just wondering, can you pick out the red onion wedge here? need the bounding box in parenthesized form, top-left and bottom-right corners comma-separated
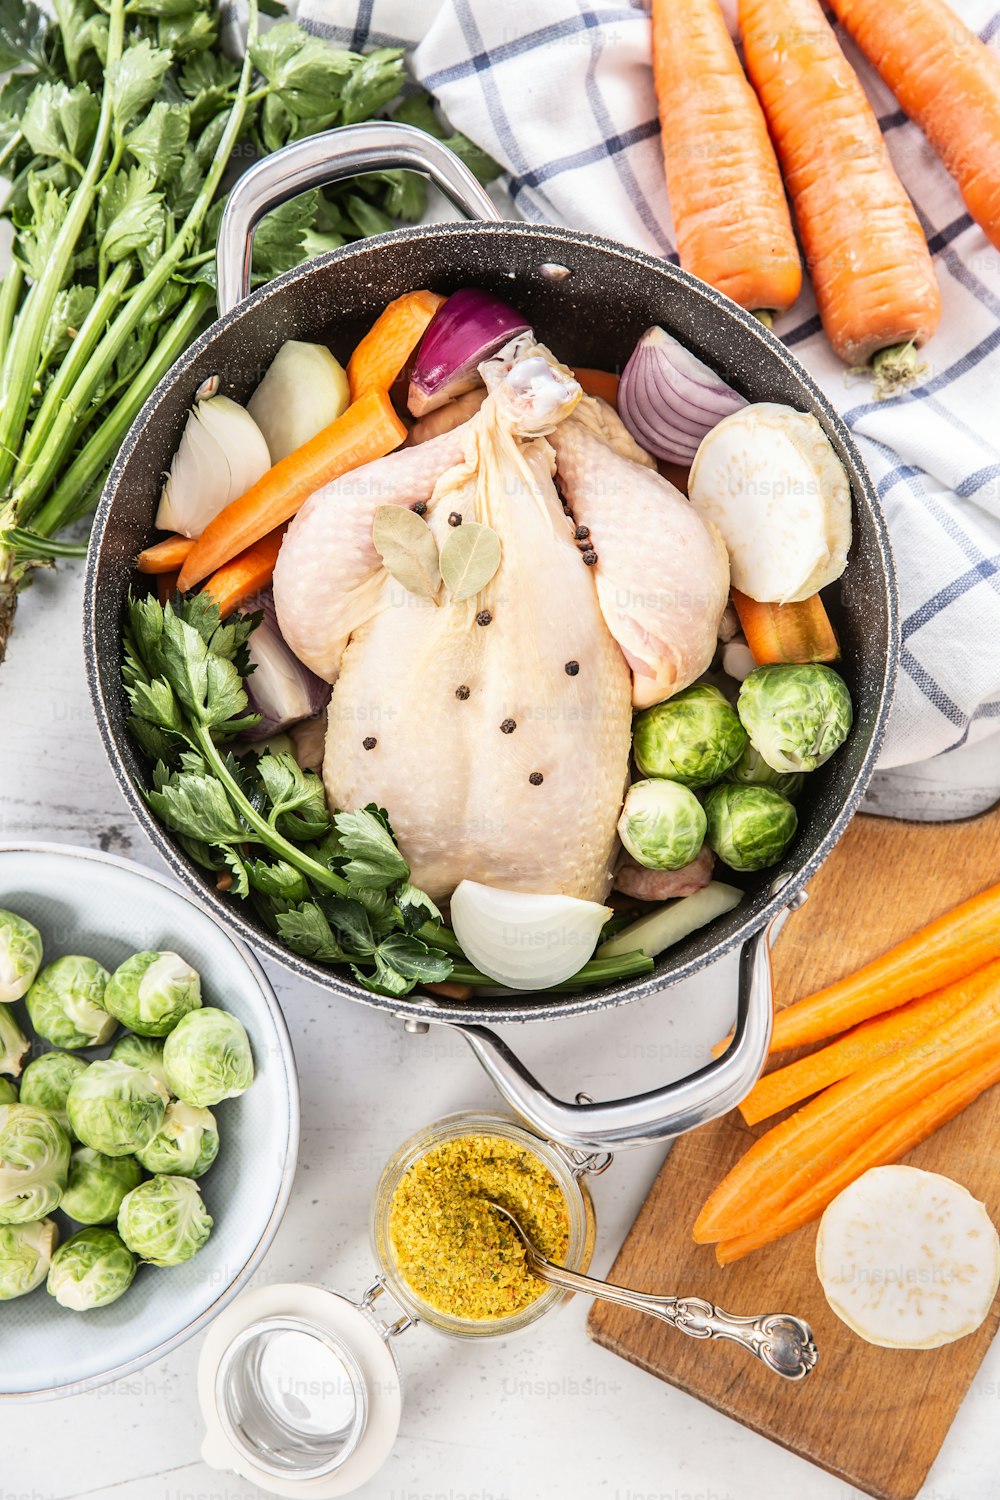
(407, 288, 530, 417)
(243, 592, 331, 740)
(618, 326, 746, 465)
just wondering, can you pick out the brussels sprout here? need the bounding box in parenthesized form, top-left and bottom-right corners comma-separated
(47, 1227, 136, 1310)
(618, 780, 707, 871)
(66, 1060, 169, 1158)
(118, 1174, 213, 1266)
(0, 1005, 29, 1079)
(0, 1104, 71, 1223)
(726, 742, 805, 800)
(633, 685, 748, 788)
(61, 1146, 143, 1226)
(0, 910, 43, 1003)
(0, 1218, 58, 1299)
(25, 956, 115, 1049)
(0, 1078, 17, 1105)
(19, 1052, 88, 1135)
(110, 1034, 169, 1093)
(738, 664, 853, 775)
(104, 951, 202, 1037)
(704, 784, 798, 873)
(137, 1101, 219, 1178)
(163, 1008, 254, 1107)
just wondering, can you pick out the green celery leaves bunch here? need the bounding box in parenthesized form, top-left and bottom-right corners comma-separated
(0, 0, 498, 660)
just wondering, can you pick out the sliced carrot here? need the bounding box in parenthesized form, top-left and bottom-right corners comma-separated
(770, 879, 1000, 1053)
(347, 289, 445, 401)
(651, 0, 801, 314)
(202, 525, 287, 618)
(738, 983, 963, 1126)
(573, 367, 620, 408)
(177, 390, 406, 592)
(156, 571, 179, 606)
(716, 1048, 1000, 1263)
(739, 0, 941, 368)
(694, 959, 1000, 1243)
(829, 0, 1000, 251)
(731, 589, 839, 665)
(137, 534, 194, 574)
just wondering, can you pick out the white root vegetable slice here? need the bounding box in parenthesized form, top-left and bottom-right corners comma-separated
(597, 881, 742, 961)
(688, 403, 852, 605)
(449, 882, 611, 991)
(816, 1165, 1000, 1349)
(248, 340, 350, 462)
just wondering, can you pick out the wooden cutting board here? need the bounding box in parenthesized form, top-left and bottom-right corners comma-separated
(588, 806, 1000, 1500)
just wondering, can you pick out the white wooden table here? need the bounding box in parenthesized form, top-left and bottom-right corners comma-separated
(2, 564, 997, 1500)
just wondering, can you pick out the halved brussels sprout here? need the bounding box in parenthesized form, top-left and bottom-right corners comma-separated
(19, 1052, 88, 1135)
(704, 784, 798, 873)
(137, 1101, 219, 1178)
(0, 1218, 58, 1299)
(0, 910, 43, 1003)
(104, 951, 202, 1037)
(24, 956, 115, 1049)
(61, 1146, 143, 1226)
(738, 664, 853, 775)
(0, 1078, 17, 1106)
(110, 1034, 169, 1093)
(633, 685, 747, 787)
(163, 1008, 253, 1108)
(118, 1174, 213, 1266)
(726, 742, 804, 799)
(0, 1103, 71, 1223)
(66, 1060, 169, 1158)
(0, 1006, 29, 1079)
(47, 1226, 136, 1310)
(618, 780, 707, 871)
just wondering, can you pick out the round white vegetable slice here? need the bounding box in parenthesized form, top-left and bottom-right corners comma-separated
(816, 1165, 1000, 1349)
(449, 881, 611, 991)
(688, 403, 852, 605)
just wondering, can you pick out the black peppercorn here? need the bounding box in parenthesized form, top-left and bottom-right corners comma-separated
(575, 525, 590, 540)
(476, 610, 492, 626)
(448, 511, 462, 527)
(411, 501, 427, 516)
(500, 718, 516, 734)
(528, 771, 544, 786)
(564, 660, 580, 676)
(455, 685, 470, 700)
(362, 736, 377, 750)
(582, 549, 598, 566)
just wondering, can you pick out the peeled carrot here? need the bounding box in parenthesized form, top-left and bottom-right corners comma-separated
(731, 589, 839, 665)
(770, 879, 1000, 1053)
(694, 959, 1000, 1242)
(573, 367, 620, 408)
(739, 0, 941, 376)
(829, 0, 1000, 251)
(136, 534, 194, 574)
(738, 982, 963, 1126)
(202, 526, 287, 618)
(177, 390, 406, 592)
(651, 0, 801, 315)
(716, 1048, 1000, 1262)
(347, 289, 445, 401)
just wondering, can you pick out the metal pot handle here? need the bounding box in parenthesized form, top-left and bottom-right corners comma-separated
(406, 893, 805, 1153)
(216, 122, 502, 316)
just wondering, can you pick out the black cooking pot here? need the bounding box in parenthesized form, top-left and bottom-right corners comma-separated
(85, 124, 898, 1150)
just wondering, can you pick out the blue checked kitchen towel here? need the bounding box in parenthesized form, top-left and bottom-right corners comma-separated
(229, 0, 1000, 772)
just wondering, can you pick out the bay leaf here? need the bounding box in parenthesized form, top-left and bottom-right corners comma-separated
(372, 504, 441, 600)
(440, 521, 502, 602)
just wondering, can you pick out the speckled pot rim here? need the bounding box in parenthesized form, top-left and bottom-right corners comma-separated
(84, 220, 900, 1026)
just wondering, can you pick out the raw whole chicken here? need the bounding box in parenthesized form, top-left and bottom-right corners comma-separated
(273, 343, 729, 903)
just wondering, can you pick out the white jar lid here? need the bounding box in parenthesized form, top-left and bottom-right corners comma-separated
(198, 1282, 403, 1498)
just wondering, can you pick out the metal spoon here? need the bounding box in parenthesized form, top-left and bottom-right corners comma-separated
(482, 1199, 818, 1382)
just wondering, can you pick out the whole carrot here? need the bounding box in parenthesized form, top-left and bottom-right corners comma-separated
(739, 0, 941, 381)
(829, 0, 1000, 250)
(650, 0, 801, 318)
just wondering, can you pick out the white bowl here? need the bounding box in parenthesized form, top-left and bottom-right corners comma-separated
(0, 842, 299, 1401)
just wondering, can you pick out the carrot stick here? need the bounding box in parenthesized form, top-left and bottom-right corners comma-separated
(177, 390, 406, 592)
(694, 959, 1000, 1242)
(828, 0, 1000, 252)
(347, 289, 445, 401)
(651, 0, 801, 316)
(731, 589, 839, 665)
(770, 879, 1000, 1053)
(739, 0, 941, 375)
(716, 1048, 1000, 1262)
(136, 534, 194, 574)
(738, 983, 963, 1126)
(573, 368, 620, 408)
(202, 526, 287, 618)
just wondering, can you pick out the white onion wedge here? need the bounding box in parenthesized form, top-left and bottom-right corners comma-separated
(449, 882, 611, 991)
(156, 392, 271, 538)
(597, 881, 742, 960)
(248, 340, 350, 462)
(816, 1166, 1000, 1349)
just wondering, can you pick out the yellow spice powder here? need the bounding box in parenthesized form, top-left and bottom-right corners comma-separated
(388, 1133, 570, 1320)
